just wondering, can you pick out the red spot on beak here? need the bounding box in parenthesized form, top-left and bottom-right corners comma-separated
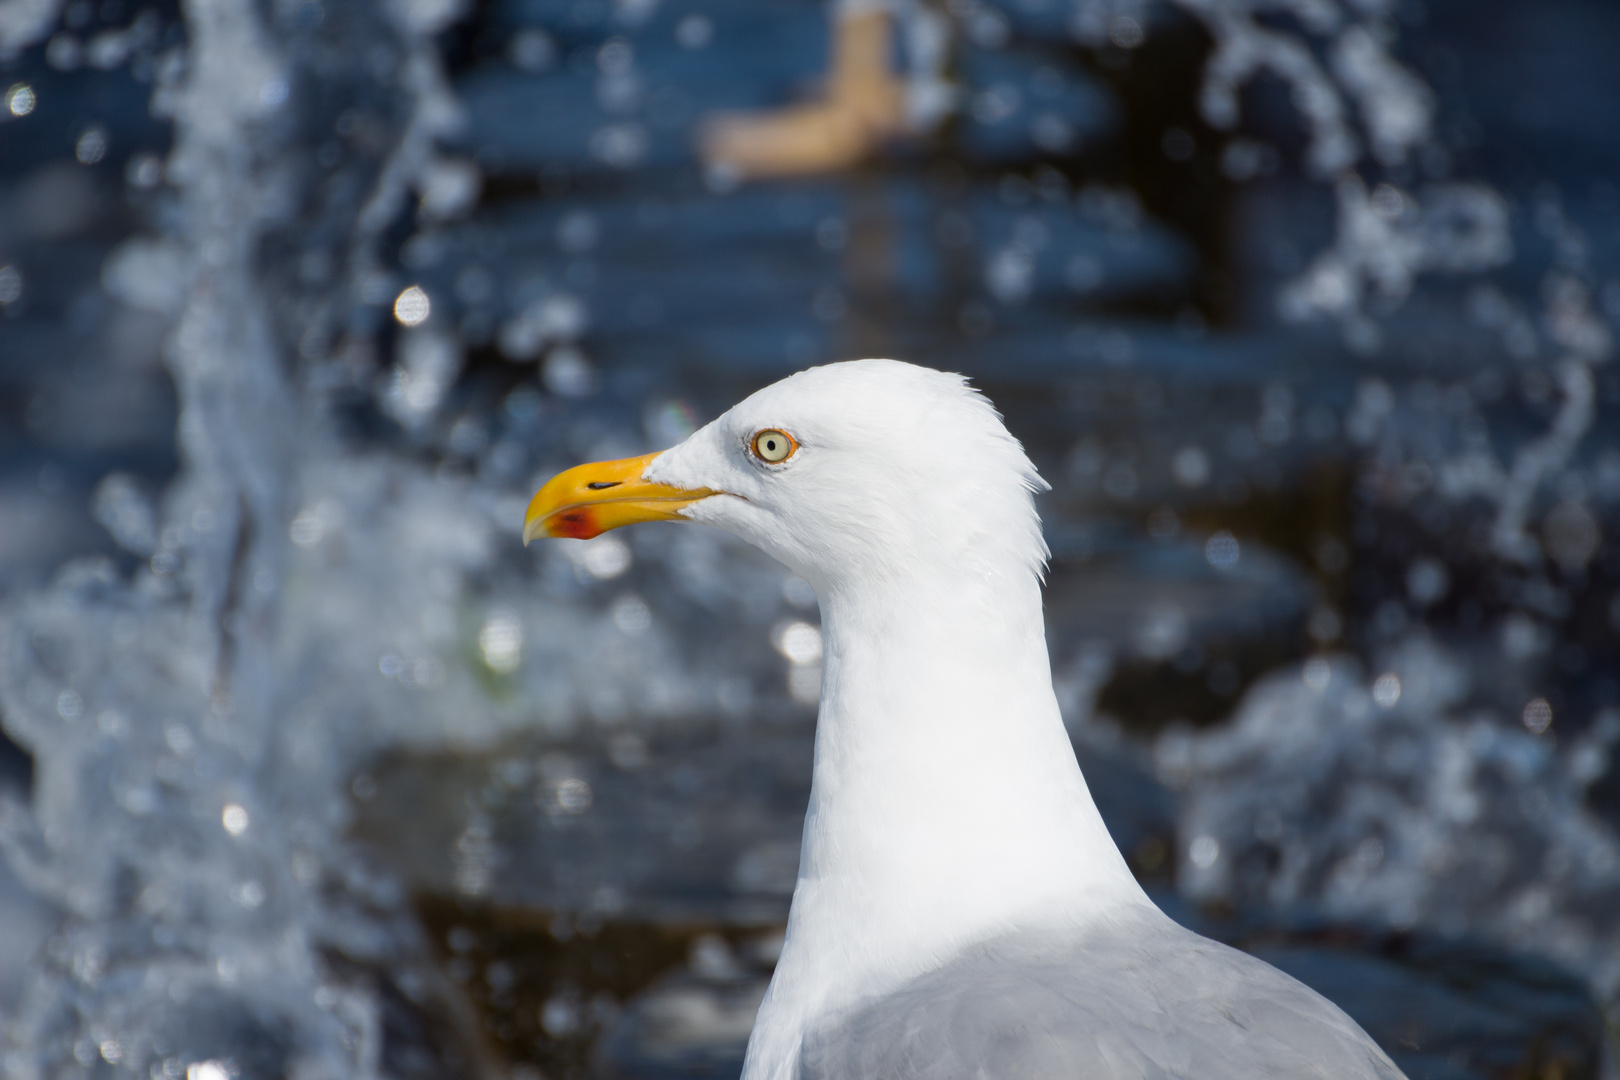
(552, 509, 600, 540)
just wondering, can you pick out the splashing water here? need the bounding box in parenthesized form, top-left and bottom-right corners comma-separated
(0, 0, 468, 1070)
(0, 0, 819, 1069)
(1159, 638, 1620, 1028)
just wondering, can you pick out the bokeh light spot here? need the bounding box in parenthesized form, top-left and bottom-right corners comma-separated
(479, 611, 524, 674)
(1204, 531, 1240, 570)
(575, 535, 631, 579)
(6, 83, 35, 116)
(774, 621, 822, 665)
(221, 803, 250, 835)
(1523, 697, 1553, 735)
(393, 285, 431, 326)
(75, 126, 107, 164)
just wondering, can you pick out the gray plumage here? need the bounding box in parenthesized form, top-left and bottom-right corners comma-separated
(799, 904, 1405, 1080)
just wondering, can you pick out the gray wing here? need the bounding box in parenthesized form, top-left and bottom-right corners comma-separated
(799, 906, 1406, 1080)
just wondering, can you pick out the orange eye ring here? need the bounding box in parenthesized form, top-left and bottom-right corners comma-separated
(752, 428, 798, 463)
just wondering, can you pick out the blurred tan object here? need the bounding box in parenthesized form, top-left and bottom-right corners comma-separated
(701, 8, 907, 180)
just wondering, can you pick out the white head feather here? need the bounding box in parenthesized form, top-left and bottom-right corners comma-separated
(645, 359, 1051, 594)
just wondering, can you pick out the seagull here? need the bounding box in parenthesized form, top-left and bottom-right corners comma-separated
(525, 359, 1405, 1080)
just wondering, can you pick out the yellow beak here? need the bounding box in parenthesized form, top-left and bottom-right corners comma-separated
(522, 452, 716, 544)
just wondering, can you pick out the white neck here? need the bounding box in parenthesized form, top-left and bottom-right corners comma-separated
(741, 563, 1148, 1080)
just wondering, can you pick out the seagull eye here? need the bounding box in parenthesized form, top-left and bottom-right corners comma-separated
(752, 429, 797, 463)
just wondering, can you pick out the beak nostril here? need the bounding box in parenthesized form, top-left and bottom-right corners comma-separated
(586, 481, 623, 490)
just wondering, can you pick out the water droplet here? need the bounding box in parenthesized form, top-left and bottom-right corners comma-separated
(1204, 531, 1240, 570)
(7, 83, 36, 116)
(393, 285, 431, 326)
(221, 803, 250, 836)
(1523, 697, 1553, 735)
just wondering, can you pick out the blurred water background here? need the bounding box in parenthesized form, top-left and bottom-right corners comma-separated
(1, 0, 1619, 1076)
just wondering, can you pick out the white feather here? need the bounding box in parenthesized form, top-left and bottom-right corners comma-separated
(643, 359, 1400, 1080)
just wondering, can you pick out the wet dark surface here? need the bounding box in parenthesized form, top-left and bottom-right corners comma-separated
(383, 728, 1606, 1080)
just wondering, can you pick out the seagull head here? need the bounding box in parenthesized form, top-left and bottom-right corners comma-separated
(524, 359, 1049, 590)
